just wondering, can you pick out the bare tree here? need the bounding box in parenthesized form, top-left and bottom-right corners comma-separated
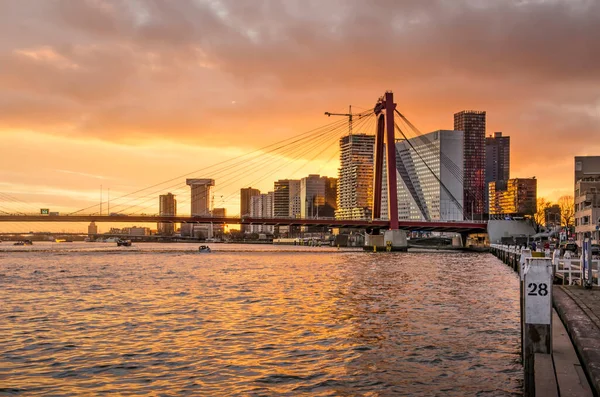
(534, 198, 551, 231)
(558, 195, 575, 229)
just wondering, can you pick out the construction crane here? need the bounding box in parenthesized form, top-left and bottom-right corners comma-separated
(324, 105, 359, 136)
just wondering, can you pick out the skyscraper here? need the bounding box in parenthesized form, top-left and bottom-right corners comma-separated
(273, 179, 301, 217)
(300, 175, 337, 220)
(250, 193, 274, 234)
(186, 179, 214, 216)
(381, 130, 464, 221)
(454, 110, 486, 219)
(485, 132, 510, 212)
(158, 192, 177, 235)
(336, 134, 375, 220)
(240, 187, 260, 233)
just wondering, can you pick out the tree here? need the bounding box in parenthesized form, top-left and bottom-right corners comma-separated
(534, 198, 551, 232)
(558, 195, 575, 229)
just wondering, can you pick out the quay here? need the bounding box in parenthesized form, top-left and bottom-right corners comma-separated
(491, 244, 597, 396)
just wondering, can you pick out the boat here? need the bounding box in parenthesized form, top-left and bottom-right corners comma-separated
(116, 239, 132, 247)
(14, 240, 33, 246)
(55, 238, 67, 243)
(199, 245, 211, 253)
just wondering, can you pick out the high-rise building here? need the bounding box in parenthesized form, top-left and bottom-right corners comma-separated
(240, 187, 260, 233)
(274, 179, 300, 217)
(186, 179, 214, 216)
(485, 132, 510, 212)
(300, 175, 337, 232)
(250, 193, 274, 234)
(380, 130, 464, 221)
(324, 177, 337, 218)
(488, 178, 537, 216)
(574, 157, 600, 243)
(336, 134, 375, 220)
(455, 110, 486, 219)
(158, 192, 177, 235)
(289, 180, 301, 218)
(88, 221, 98, 236)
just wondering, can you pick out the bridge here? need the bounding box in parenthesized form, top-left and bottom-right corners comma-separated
(0, 215, 487, 234)
(0, 90, 489, 242)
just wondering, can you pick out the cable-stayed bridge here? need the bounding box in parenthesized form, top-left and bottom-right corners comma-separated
(0, 91, 487, 236)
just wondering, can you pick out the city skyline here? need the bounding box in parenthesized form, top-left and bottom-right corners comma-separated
(1, 0, 599, 230)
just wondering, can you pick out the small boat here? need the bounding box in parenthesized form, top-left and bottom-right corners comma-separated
(14, 240, 33, 246)
(199, 245, 211, 253)
(116, 239, 132, 247)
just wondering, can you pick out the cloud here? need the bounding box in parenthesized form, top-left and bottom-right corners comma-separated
(0, 0, 599, 206)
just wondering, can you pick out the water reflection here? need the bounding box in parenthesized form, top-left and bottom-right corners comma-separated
(0, 245, 521, 396)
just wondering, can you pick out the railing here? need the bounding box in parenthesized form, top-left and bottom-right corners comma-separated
(490, 244, 599, 287)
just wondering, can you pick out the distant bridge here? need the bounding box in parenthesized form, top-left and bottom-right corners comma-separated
(0, 215, 487, 234)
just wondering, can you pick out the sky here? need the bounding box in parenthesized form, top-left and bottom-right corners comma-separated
(1, 0, 599, 232)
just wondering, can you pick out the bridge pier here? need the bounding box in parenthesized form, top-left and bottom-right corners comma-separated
(364, 229, 408, 252)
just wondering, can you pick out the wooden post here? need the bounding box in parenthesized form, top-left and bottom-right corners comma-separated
(522, 257, 553, 396)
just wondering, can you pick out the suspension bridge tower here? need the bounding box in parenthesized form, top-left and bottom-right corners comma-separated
(366, 91, 408, 251)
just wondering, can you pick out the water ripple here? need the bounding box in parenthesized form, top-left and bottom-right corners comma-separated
(0, 244, 522, 396)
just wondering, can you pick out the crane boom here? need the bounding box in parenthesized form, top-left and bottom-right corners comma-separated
(324, 105, 355, 135)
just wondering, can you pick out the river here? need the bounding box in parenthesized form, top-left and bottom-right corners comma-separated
(0, 243, 522, 396)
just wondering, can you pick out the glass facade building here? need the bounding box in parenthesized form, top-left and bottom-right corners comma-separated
(380, 130, 464, 221)
(454, 111, 486, 219)
(485, 132, 510, 212)
(488, 178, 537, 216)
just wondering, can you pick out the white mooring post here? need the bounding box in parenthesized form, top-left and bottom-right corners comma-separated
(522, 257, 553, 396)
(519, 248, 532, 365)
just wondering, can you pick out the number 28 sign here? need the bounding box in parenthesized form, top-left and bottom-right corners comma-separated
(524, 259, 553, 325)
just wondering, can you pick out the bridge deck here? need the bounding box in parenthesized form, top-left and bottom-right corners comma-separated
(0, 215, 487, 233)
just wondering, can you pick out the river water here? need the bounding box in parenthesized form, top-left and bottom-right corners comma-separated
(0, 243, 522, 396)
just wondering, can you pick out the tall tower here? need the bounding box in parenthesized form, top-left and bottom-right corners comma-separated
(158, 192, 177, 235)
(485, 132, 510, 213)
(240, 187, 260, 233)
(186, 179, 214, 216)
(336, 134, 375, 220)
(454, 110, 486, 220)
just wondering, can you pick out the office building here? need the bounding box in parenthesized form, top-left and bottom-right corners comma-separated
(336, 134, 375, 220)
(485, 132, 510, 211)
(88, 221, 98, 236)
(300, 175, 337, 219)
(186, 179, 214, 216)
(575, 156, 600, 187)
(575, 177, 600, 243)
(488, 178, 537, 216)
(158, 193, 176, 236)
(380, 130, 464, 221)
(273, 179, 300, 236)
(250, 192, 274, 234)
(273, 179, 300, 217)
(574, 157, 600, 243)
(455, 110, 486, 219)
(240, 187, 260, 233)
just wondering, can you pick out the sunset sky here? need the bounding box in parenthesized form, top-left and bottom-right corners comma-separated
(1, 0, 599, 232)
